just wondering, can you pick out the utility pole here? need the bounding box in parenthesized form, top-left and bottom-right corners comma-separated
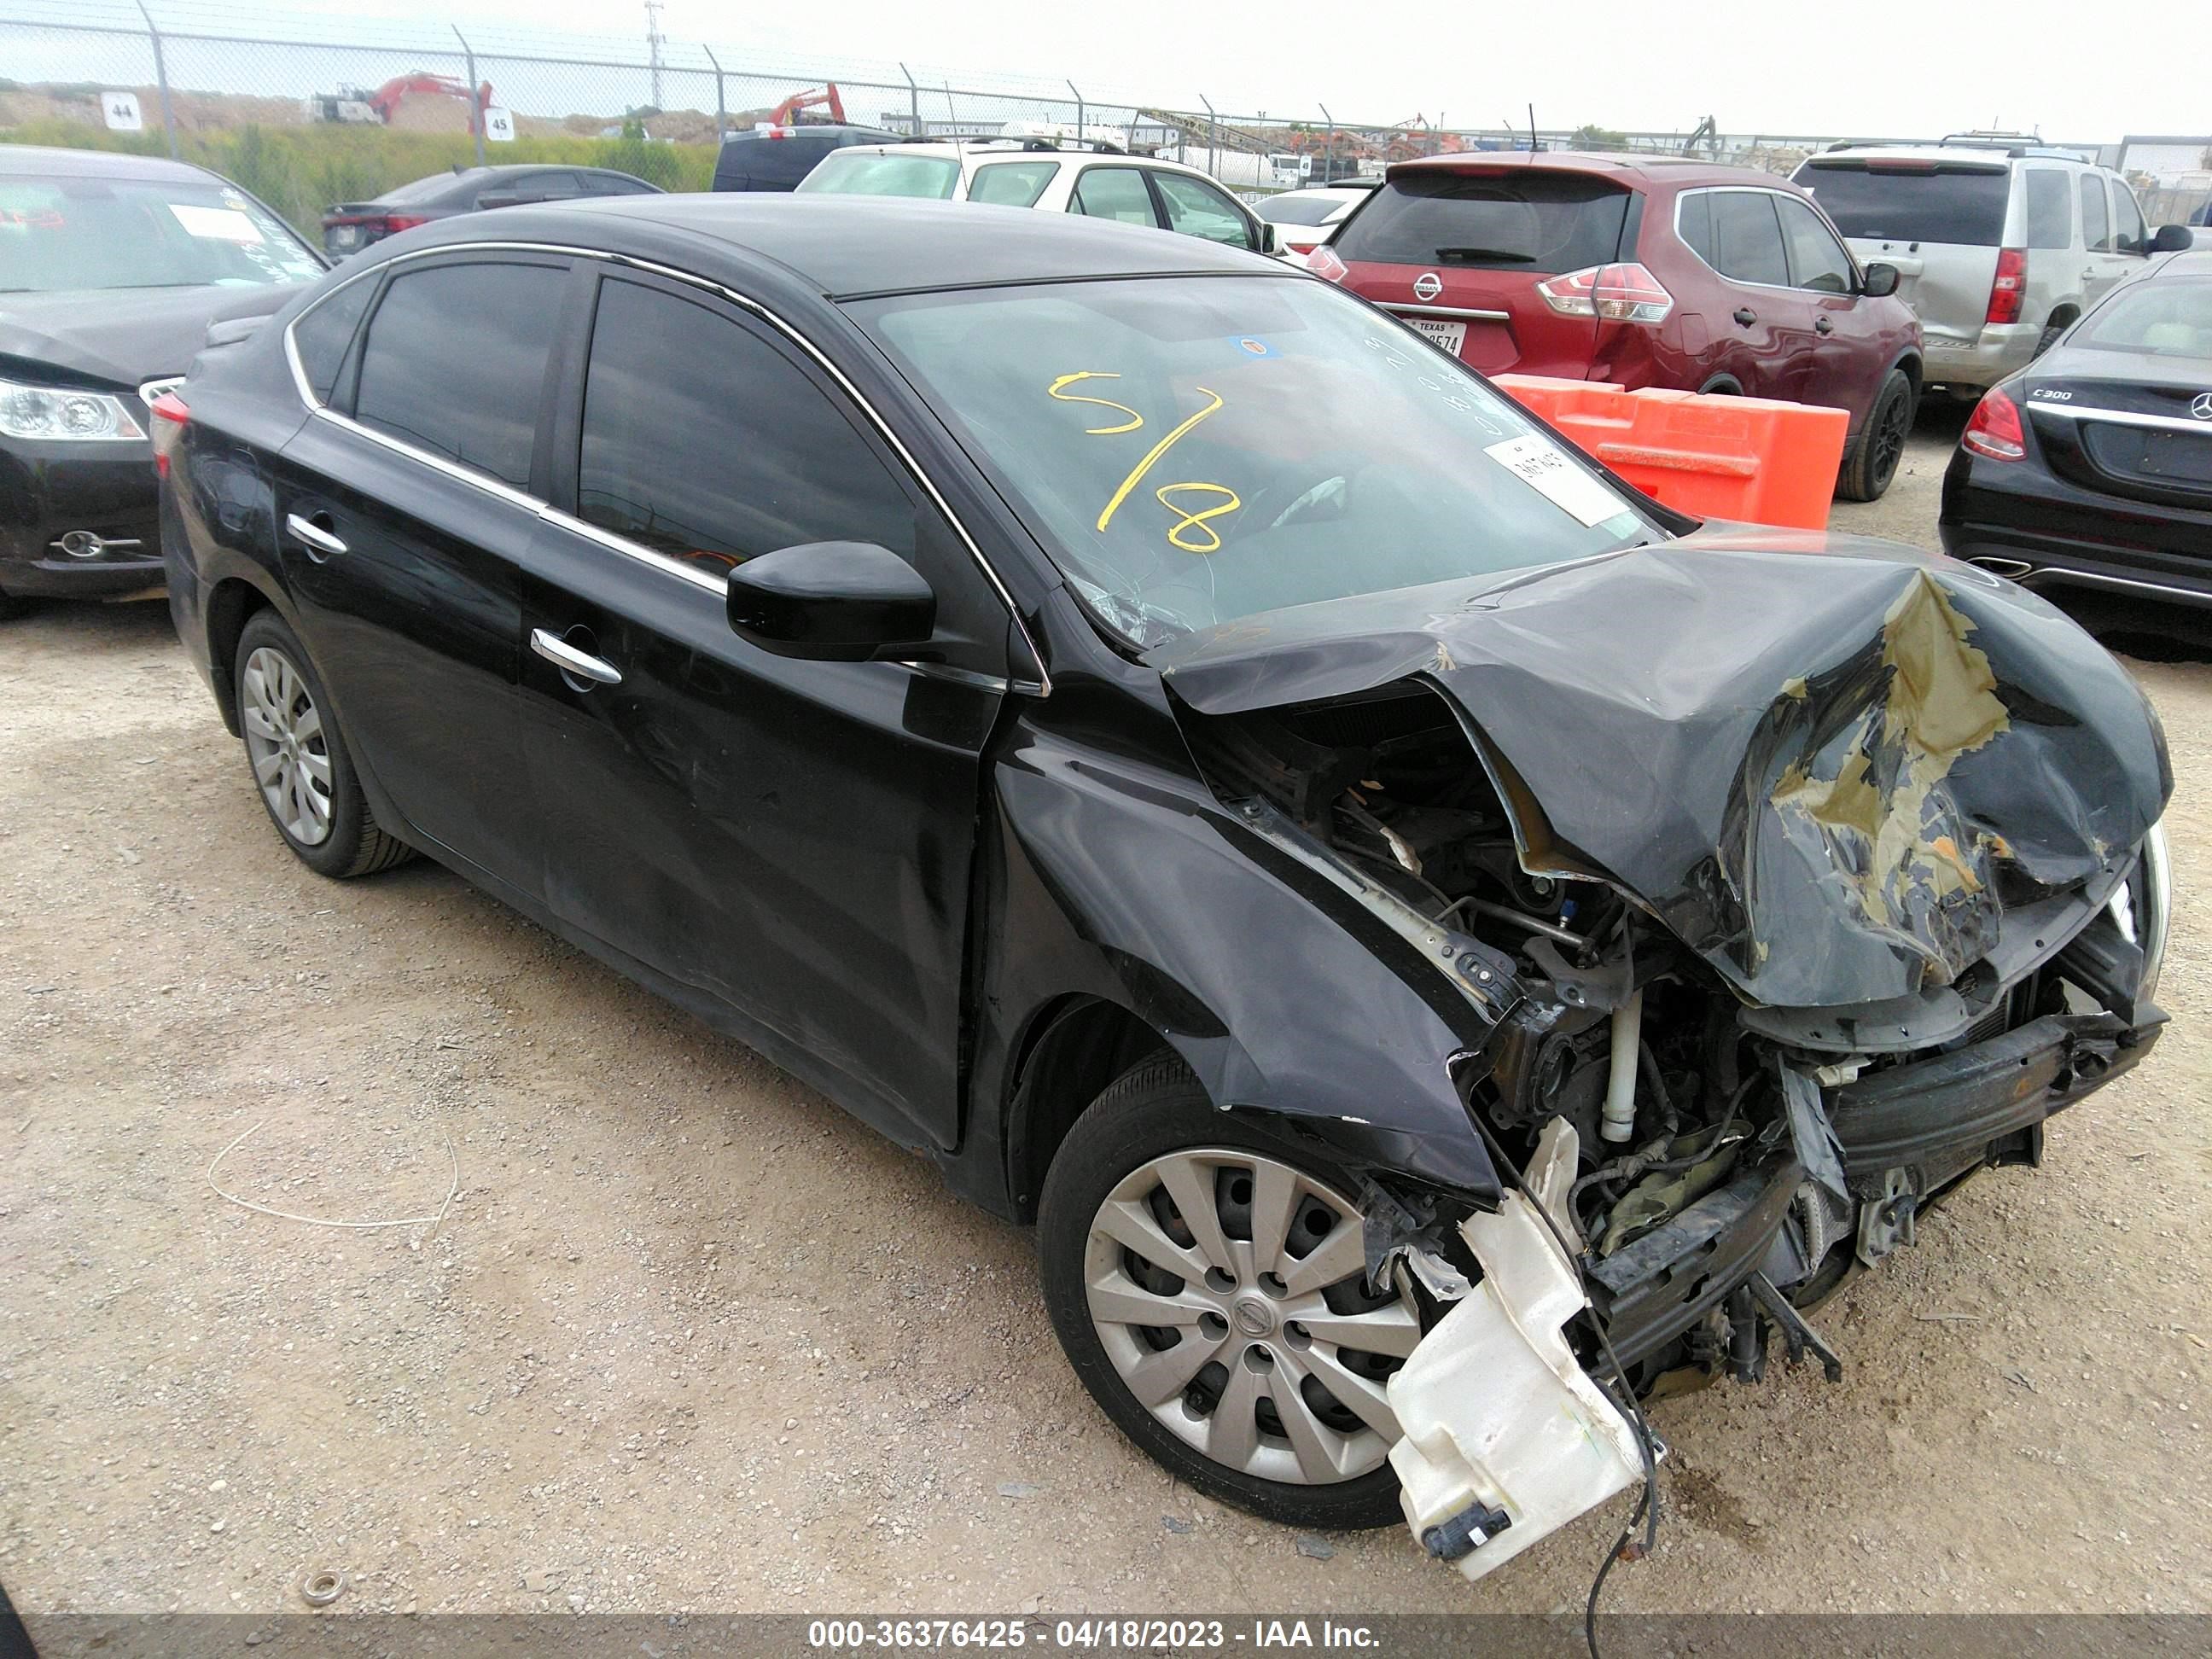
(643, 0, 666, 110)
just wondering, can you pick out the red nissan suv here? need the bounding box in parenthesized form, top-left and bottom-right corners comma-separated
(1310, 153, 1924, 499)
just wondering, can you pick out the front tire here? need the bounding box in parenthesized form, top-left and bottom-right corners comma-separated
(232, 611, 414, 879)
(1038, 1058, 1421, 1529)
(1838, 368, 1915, 503)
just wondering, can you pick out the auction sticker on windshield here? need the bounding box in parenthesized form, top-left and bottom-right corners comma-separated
(1401, 315, 1468, 356)
(168, 204, 264, 242)
(1485, 433, 1628, 527)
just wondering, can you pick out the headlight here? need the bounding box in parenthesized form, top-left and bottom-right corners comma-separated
(2110, 818, 2172, 1004)
(0, 375, 147, 442)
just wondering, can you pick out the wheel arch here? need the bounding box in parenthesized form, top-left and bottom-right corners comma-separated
(205, 573, 281, 738)
(1002, 992, 1178, 1221)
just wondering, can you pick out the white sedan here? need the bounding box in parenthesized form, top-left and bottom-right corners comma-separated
(1253, 184, 1374, 263)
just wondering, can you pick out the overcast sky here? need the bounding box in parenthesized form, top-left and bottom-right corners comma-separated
(207, 0, 2209, 139)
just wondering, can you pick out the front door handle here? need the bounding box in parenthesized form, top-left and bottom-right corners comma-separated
(532, 627, 623, 686)
(1814, 315, 1834, 335)
(284, 511, 347, 559)
(1732, 306, 1757, 327)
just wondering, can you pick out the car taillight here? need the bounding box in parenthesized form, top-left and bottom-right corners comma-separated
(1305, 245, 1348, 282)
(1536, 262, 1674, 323)
(1962, 386, 2026, 461)
(380, 214, 429, 233)
(149, 389, 189, 480)
(1985, 248, 2027, 324)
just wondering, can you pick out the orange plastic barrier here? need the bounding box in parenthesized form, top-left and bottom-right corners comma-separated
(1493, 374, 1848, 530)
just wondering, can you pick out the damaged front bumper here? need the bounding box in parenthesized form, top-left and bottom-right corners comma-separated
(1386, 995, 2163, 1581)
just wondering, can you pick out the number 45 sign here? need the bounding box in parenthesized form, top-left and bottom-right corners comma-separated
(102, 90, 143, 132)
(481, 106, 515, 143)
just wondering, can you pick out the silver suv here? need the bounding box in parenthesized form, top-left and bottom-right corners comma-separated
(1793, 137, 2157, 389)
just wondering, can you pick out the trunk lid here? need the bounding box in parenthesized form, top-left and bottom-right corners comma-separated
(2023, 353, 2212, 511)
(1333, 167, 1637, 376)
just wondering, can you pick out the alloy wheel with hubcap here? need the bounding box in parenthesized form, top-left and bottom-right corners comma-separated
(240, 645, 334, 847)
(1082, 1147, 1418, 1488)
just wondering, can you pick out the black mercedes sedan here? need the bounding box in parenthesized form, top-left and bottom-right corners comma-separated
(1941, 245, 2212, 607)
(1, 145, 323, 619)
(158, 195, 2173, 1577)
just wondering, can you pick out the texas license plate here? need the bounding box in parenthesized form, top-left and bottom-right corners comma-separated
(1401, 315, 1468, 357)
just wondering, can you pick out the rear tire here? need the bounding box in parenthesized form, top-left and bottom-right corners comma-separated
(1838, 369, 1915, 503)
(232, 611, 415, 879)
(1038, 1057, 1418, 1530)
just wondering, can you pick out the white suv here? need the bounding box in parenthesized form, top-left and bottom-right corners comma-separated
(796, 134, 1278, 255)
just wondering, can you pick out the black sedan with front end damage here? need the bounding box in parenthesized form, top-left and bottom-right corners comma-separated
(1, 145, 323, 619)
(158, 195, 2173, 1575)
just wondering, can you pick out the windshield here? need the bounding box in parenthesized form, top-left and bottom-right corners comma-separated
(2075, 277, 2212, 358)
(1257, 194, 1348, 226)
(1794, 161, 2010, 246)
(0, 172, 321, 294)
(796, 152, 959, 200)
(1333, 172, 1633, 271)
(853, 276, 1655, 647)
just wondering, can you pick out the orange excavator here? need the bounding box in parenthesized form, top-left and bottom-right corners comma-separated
(307, 73, 495, 133)
(764, 84, 845, 126)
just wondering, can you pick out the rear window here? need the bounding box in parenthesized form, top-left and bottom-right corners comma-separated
(2076, 278, 2212, 358)
(1794, 160, 2010, 246)
(378, 173, 473, 206)
(1257, 194, 1348, 227)
(796, 153, 959, 200)
(1333, 171, 1633, 272)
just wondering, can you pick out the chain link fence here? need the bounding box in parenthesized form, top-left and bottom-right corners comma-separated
(4, 2, 2163, 236)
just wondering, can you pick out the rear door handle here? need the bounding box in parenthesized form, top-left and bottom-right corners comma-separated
(284, 512, 346, 558)
(532, 627, 623, 686)
(1732, 307, 1757, 327)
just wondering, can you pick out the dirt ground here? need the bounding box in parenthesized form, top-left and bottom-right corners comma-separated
(3, 403, 2209, 1623)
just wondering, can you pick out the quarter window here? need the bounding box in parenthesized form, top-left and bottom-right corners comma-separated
(575, 276, 917, 573)
(967, 162, 1057, 207)
(1151, 171, 1255, 248)
(1706, 190, 1790, 287)
(1773, 195, 1855, 294)
(2081, 175, 2110, 252)
(291, 276, 375, 403)
(1070, 167, 1160, 228)
(2023, 168, 2071, 250)
(352, 260, 567, 490)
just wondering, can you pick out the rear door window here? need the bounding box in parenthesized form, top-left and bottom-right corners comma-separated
(1794, 160, 2010, 245)
(1150, 171, 1256, 249)
(351, 259, 568, 491)
(1707, 190, 1790, 287)
(2111, 182, 2148, 254)
(2023, 168, 2071, 249)
(1332, 171, 1632, 272)
(967, 161, 1057, 207)
(1773, 195, 1855, 293)
(2081, 174, 2110, 252)
(1069, 167, 1160, 227)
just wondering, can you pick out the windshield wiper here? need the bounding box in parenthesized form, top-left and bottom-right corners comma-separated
(1435, 246, 1535, 263)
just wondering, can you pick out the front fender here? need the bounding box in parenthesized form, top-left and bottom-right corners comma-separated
(984, 719, 1505, 1207)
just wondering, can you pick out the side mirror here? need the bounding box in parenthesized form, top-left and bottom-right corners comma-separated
(2151, 223, 2195, 253)
(725, 541, 935, 662)
(1860, 261, 1901, 298)
(1258, 221, 1280, 255)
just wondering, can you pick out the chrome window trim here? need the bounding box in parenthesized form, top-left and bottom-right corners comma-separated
(2017, 565, 2212, 603)
(281, 238, 1048, 695)
(2026, 401, 2212, 438)
(1673, 184, 1864, 297)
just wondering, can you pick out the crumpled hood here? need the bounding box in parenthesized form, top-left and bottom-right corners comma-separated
(1146, 529, 2171, 1010)
(0, 283, 303, 388)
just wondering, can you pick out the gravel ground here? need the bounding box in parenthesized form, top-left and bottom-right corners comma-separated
(3, 401, 2209, 1622)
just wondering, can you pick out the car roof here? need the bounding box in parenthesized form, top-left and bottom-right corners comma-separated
(1385, 150, 1805, 193)
(0, 143, 218, 185)
(402, 193, 1280, 300)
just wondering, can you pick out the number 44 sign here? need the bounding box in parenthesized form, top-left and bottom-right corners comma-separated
(102, 90, 143, 132)
(481, 106, 515, 143)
